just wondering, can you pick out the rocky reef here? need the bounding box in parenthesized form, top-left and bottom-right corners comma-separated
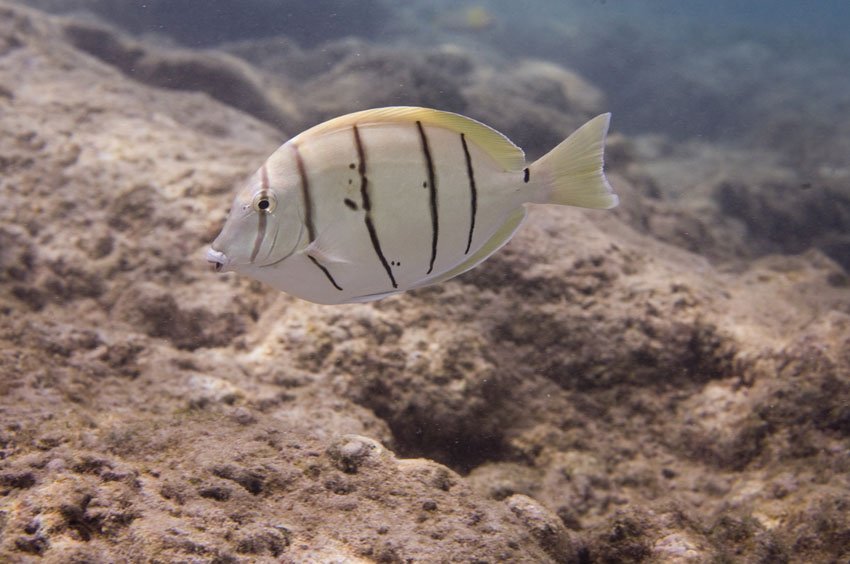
(0, 2, 848, 562)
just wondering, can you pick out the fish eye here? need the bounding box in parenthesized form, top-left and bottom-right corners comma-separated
(252, 191, 276, 213)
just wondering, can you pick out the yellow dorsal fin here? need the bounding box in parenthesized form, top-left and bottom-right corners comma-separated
(291, 106, 526, 171)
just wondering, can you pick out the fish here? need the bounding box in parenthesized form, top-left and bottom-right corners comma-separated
(437, 6, 496, 32)
(206, 106, 619, 304)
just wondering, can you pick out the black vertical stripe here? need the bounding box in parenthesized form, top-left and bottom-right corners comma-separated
(292, 143, 342, 291)
(291, 143, 316, 242)
(353, 125, 397, 289)
(250, 164, 270, 263)
(353, 126, 369, 210)
(308, 255, 343, 291)
(260, 163, 270, 191)
(416, 121, 438, 274)
(250, 210, 267, 263)
(460, 133, 477, 255)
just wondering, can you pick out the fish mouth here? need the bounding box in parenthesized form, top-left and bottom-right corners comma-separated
(206, 248, 229, 272)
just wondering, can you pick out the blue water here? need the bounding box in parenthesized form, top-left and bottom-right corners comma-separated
(479, 1, 850, 138)
(79, 0, 850, 141)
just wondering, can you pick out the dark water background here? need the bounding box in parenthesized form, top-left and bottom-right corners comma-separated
(48, 0, 850, 139)
(495, 0, 850, 137)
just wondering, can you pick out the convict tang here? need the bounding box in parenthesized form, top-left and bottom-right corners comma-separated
(206, 107, 619, 304)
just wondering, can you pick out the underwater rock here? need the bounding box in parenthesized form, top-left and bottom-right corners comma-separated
(0, 2, 849, 562)
(326, 435, 388, 474)
(616, 135, 850, 272)
(111, 282, 247, 351)
(61, 18, 299, 133)
(293, 42, 470, 129)
(715, 179, 850, 270)
(505, 494, 579, 561)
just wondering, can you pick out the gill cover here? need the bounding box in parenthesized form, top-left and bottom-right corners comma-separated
(210, 163, 303, 270)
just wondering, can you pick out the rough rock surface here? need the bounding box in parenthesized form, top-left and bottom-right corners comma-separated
(1, 3, 849, 562)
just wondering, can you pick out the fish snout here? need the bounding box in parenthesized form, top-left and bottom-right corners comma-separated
(206, 248, 229, 273)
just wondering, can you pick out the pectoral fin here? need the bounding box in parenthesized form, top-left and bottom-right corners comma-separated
(303, 230, 351, 265)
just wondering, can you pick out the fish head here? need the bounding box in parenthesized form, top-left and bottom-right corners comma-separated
(207, 164, 304, 274)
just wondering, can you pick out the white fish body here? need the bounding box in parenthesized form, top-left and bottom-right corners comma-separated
(207, 107, 618, 304)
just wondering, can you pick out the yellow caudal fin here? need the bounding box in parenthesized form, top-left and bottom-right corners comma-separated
(529, 113, 619, 209)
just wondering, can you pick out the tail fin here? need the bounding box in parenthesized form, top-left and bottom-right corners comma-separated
(529, 113, 619, 209)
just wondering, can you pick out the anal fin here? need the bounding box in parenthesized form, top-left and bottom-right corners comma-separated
(411, 207, 527, 289)
(349, 290, 402, 303)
